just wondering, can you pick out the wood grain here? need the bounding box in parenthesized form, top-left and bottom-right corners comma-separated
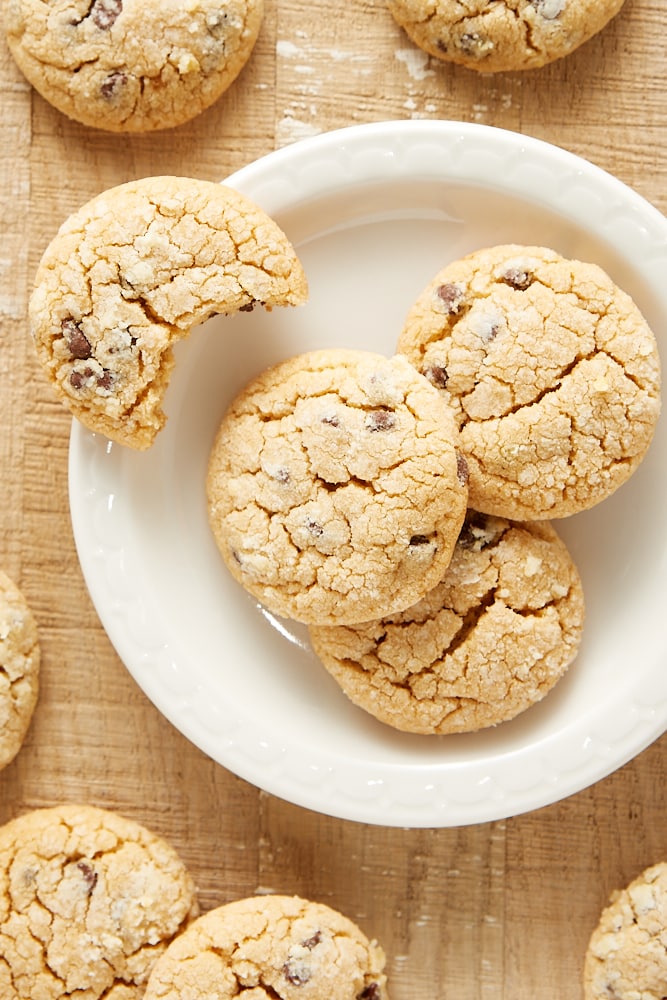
(1, 1, 665, 998)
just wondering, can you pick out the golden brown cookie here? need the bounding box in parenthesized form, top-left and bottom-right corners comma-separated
(309, 510, 585, 734)
(29, 175, 308, 449)
(584, 862, 667, 1000)
(207, 348, 469, 626)
(0, 570, 39, 771)
(144, 894, 388, 1000)
(0, 804, 199, 999)
(3, 0, 264, 132)
(397, 244, 661, 520)
(386, 0, 626, 73)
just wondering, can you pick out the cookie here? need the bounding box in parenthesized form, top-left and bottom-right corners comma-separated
(397, 244, 661, 520)
(143, 893, 388, 1000)
(386, 0, 625, 73)
(207, 348, 469, 625)
(0, 804, 199, 999)
(29, 175, 308, 450)
(2, 0, 264, 132)
(309, 510, 584, 734)
(584, 862, 667, 1000)
(0, 571, 40, 771)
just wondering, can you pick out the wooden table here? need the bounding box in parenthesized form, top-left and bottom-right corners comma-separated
(1, 2, 665, 996)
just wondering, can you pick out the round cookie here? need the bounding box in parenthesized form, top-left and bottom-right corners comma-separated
(584, 862, 667, 1000)
(386, 0, 626, 73)
(0, 804, 199, 999)
(2, 0, 264, 132)
(0, 571, 40, 771)
(207, 348, 469, 626)
(144, 893, 388, 1000)
(29, 175, 308, 450)
(309, 510, 584, 734)
(397, 244, 661, 520)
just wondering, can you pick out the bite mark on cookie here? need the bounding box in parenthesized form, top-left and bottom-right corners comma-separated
(30, 176, 308, 449)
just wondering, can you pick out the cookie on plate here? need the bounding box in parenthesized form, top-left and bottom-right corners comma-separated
(0, 804, 199, 999)
(584, 862, 667, 1000)
(207, 348, 469, 626)
(309, 510, 584, 734)
(144, 893, 388, 1000)
(0, 570, 40, 771)
(386, 0, 626, 73)
(29, 175, 308, 450)
(397, 244, 661, 520)
(2, 0, 264, 132)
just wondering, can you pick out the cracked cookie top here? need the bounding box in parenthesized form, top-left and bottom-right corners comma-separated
(397, 244, 661, 519)
(3, 0, 264, 131)
(0, 804, 199, 999)
(584, 862, 667, 1000)
(0, 571, 40, 772)
(143, 894, 388, 1000)
(309, 510, 585, 734)
(29, 175, 308, 449)
(386, 0, 626, 72)
(207, 348, 469, 626)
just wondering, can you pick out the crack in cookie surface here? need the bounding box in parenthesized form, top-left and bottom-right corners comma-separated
(386, 0, 626, 72)
(4, 0, 265, 131)
(309, 513, 585, 734)
(397, 244, 661, 519)
(143, 895, 388, 1000)
(29, 176, 308, 449)
(207, 349, 468, 625)
(0, 805, 198, 999)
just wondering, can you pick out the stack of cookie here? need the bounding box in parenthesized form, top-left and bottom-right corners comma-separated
(206, 243, 660, 736)
(25, 181, 661, 738)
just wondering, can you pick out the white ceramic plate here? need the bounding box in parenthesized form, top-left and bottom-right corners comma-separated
(69, 120, 667, 828)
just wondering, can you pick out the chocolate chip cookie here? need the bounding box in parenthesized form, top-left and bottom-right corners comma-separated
(309, 510, 584, 734)
(207, 349, 469, 625)
(0, 804, 199, 999)
(29, 175, 308, 449)
(397, 244, 661, 520)
(0, 570, 39, 771)
(584, 862, 667, 1000)
(144, 894, 388, 1000)
(3, 0, 264, 131)
(387, 0, 626, 73)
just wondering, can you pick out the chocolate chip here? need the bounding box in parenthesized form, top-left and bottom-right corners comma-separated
(459, 31, 486, 55)
(321, 414, 340, 427)
(283, 961, 311, 986)
(302, 931, 322, 949)
(458, 511, 494, 550)
(409, 534, 432, 546)
(69, 368, 93, 390)
(436, 282, 464, 313)
(456, 453, 469, 485)
(358, 985, 382, 1000)
(62, 318, 92, 360)
(90, 0, 123, 30)
(307, 519, 324, 538)
(77, 861, 98, 894)
(366, 408, 396, 432)
(500, 267, 534, 291)
(100, 71, 127, 99)
(422, 363, 448, 390)
(272, 467, 291, 484)
(69, 366, 114, 392)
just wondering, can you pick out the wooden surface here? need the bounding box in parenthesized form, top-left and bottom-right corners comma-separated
(1, 1, 666, 996)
